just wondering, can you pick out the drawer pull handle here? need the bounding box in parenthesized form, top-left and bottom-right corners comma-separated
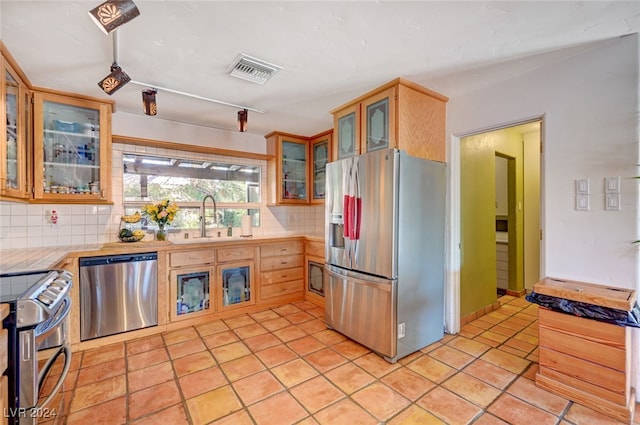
(280, 261, 288, 265)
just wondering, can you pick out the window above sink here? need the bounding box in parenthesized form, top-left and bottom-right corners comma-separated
(123, 153, 262, 230)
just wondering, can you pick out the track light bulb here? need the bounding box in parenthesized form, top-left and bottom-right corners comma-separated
(142, 89, 157, 116)
(89, 0, 140, 35)
(98, 62, 130, 95)
(238, 109, 248, 132)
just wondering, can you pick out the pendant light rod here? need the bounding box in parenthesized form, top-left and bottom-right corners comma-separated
(112, 29, 120, 64)
(110, 30, 266, 114)
(128, 80, 266, 113)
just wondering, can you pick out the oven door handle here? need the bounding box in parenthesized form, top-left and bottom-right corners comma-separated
(35, 297, 71, 342)
(36, 343, 71, 409)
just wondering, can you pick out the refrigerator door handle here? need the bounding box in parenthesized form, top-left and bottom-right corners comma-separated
(352, 157, 357, 241)
(326, 264, 394, 287)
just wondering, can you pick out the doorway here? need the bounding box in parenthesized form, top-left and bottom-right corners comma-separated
(457, 120, 542, 321)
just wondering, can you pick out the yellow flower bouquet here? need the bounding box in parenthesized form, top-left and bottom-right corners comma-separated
(141, 199, 179, 240)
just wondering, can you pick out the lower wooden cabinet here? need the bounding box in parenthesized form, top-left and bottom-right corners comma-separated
(260, 241, 304, 301)
(169, 247, 257, 321)
(537, 308, 633, 423)
(304, 240, 325, 307)
(305, 256, 324, 307)
(217, 261, 255, 312)
(170, 266, 214, 321)
(534, 278, 635, 424)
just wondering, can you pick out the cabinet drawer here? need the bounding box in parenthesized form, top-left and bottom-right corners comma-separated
(538, 366, 627, 406)
(496, 250, 509, 262)
(170, 249, 215, 267)
(260, 255, 304, 272)
(261, 280, 304, 299)
(496, 243, 508, 253)
(539, 326, 625, 371)
(217, 246, 254, 262)
(261, 267, 304, 285)
(538, 346, 626, 395)
(261, 242, 304, 258)
(539, 309, 626, 348)
(305, 241, 324, 258)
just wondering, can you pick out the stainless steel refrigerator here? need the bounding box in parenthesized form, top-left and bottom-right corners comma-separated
(325, 148, 445, 363)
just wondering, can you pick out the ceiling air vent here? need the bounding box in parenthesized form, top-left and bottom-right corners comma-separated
(227, 53, 282, 85)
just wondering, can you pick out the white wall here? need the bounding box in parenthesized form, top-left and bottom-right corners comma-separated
(0, 102, 327, 251)
(111, 111, 267, 155)
(436, 34, 639, 396)
(440, 35, 638, 287)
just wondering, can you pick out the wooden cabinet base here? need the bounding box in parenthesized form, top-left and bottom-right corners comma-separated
(536, 373, 635, 423)
(536, 308, 634, 424)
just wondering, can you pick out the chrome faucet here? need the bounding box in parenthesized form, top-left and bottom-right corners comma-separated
(200, 194, 217, 237)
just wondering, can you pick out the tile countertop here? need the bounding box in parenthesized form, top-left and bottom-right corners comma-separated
(0, 233, 325, 274)
(0, 244, 102, 274)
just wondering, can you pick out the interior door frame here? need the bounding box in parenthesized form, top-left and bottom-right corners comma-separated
(445, 117, 545, 335)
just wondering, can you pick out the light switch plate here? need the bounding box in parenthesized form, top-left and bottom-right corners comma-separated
(575, 178, 589, 194)
(576, 194, 590, 211)
(605, 176, 620, 194)
(605, 193, 621, 211)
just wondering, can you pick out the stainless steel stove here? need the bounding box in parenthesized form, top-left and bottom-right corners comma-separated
(1, 269, 73, 425)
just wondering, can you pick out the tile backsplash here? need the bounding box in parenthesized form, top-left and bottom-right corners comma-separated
(0, 143, 324, 249)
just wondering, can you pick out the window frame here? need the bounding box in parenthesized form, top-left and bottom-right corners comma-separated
(121, 151, 264, 231)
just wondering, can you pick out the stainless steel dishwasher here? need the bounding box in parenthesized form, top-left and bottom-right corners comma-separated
(79, 252, 158, 341)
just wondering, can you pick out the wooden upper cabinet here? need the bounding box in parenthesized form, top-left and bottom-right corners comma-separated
(266, 132, 309, 205)
(266, 130, 333, 206)
(309, 130, 332, 204)
(0, 54, 30, 200)
(32, 91, 113, 203)
(331, 78, 448, 162)
(1, 44, 115, 204)
(333, 102, 360, 160)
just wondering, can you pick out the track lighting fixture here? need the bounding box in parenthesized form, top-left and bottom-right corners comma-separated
(238, 109, 248, 132)
(142, 89, 157, 116)
(89, 0, 140, 35)
(98, 62, 131, 95)
(95, 23, 266, 128)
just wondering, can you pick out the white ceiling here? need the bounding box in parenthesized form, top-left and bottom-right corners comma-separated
(1, 1, 639, 138)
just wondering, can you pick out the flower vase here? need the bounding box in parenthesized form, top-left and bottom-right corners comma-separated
(156, 225, 167, 241)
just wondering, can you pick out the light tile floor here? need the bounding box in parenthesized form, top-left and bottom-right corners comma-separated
(39, 295, 639, 425)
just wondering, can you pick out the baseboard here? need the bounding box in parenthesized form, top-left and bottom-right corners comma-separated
(506, 288, 526, 297)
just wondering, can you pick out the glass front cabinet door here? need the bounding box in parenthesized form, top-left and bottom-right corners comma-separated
(281, 138, 308, 203)
(307, 259, 324, 297)
(266, 132, 309, 205)
(333, 103, 360, 160)
(33, 91, 112, 202)
(217, 261, 254, 312)
(310, 130, 332, 204)
(170, 267, 213, 321)
(1, 57, 29, 199)
(361, 87, 395, 154)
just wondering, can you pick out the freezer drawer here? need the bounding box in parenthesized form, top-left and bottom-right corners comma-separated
(324, 264, 396, 358)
